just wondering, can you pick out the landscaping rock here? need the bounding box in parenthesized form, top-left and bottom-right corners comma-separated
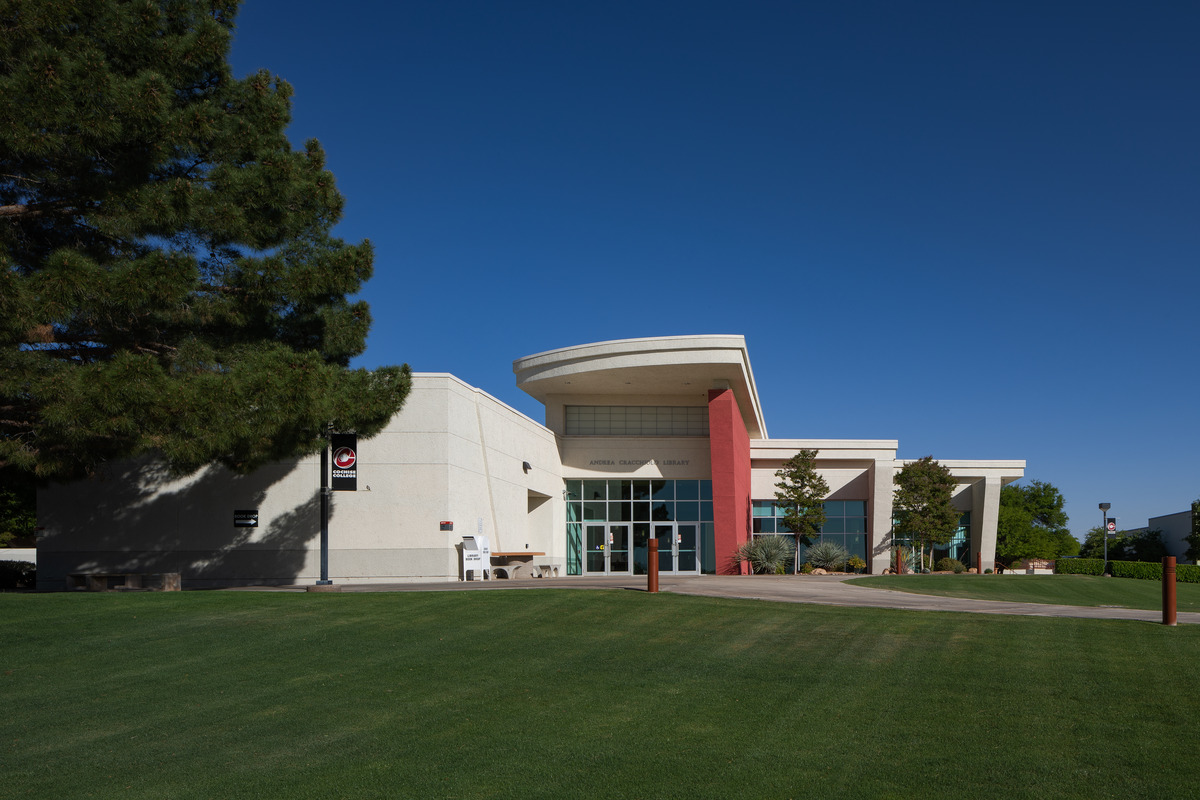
(811, 568, 827, 575)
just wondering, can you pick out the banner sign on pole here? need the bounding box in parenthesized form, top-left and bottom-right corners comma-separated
(331, 433, 358, 491)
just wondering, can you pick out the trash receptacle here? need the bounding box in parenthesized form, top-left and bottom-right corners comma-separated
(461, 534, 491, 581)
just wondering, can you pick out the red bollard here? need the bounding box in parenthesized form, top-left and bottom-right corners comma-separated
(1163, 556, 1177, 626)
(648, 538, 659, 594)
(977, 553, 982, 574)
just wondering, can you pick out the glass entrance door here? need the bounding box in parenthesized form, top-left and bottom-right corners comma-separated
(652, 523, 701, 575)
(585, 523, 631, 574)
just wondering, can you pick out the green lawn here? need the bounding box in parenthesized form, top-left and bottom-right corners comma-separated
(848, 573, 1200, 612)
(3, 589, 1198, 799)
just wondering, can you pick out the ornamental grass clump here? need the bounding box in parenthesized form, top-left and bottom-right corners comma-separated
(734, 536, 795, 574)
(935, 557, 966, 573)
(806, 541, 850, 571)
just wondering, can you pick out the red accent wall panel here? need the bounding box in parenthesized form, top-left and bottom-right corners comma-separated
(708, 389, 751, 575)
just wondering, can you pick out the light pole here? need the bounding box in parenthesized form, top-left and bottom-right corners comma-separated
(1099, 502, 1111, 574)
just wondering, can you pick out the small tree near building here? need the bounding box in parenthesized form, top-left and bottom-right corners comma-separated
(893, 456, 959, 572)
(996, 480, 1077, 561)
(1185, 499, 1200, 564)
(774, 449, 829, 574)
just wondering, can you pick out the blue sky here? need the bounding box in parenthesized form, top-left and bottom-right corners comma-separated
(229, 1, 1199, 540)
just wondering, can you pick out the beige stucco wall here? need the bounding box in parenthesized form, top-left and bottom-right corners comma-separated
(37, 374, 563, 588)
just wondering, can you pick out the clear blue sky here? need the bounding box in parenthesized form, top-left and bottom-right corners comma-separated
(229, 1, 1199, 541)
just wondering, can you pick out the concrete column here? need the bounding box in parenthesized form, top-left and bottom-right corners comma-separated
(868, 459, 896, 574)
(972, 477, 1002, 572)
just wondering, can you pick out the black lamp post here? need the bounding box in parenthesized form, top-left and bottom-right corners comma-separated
(1099, 502, 1111, 573)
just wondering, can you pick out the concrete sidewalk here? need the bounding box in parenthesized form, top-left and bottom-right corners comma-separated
(253, 574, 1199, 624)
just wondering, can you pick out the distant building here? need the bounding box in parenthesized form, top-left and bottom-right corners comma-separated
(37, 335, 1024, 588)
(1149, 510, 1196, 563)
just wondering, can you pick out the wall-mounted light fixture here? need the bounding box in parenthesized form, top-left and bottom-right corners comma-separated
(522, 461, 532, 473)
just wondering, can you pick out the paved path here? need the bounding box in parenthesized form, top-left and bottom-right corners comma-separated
(251, 574, 1199, 624)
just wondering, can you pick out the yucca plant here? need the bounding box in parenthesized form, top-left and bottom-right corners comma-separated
(734, 535, 795, 574)
(805, 540, 850, 571)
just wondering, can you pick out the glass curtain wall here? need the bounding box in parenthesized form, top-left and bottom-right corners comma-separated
(751, 500, 869, 562)
(565, 479, 714, 574)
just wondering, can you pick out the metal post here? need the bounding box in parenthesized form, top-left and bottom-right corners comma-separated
(318, 442, 332, 585)
(647, 538, 659, 593)
(1163, 556, 1177, 626)
(977, 552, 982, 574)
(1099, 503, 1111, 575)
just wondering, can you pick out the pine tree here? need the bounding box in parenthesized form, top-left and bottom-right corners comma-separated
(0, 0, 410, 479)
(893, 456, 959, 571)
(774, 449, 829, 573)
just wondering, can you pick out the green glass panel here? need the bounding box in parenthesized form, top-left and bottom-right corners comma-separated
(651, 480, 672, 500)
(845, 534, 867, 561)
(700, 480, 713, 500)
(633, 502, 650, 521)
(844, 501, 867, 516)
(753, 518, 776, 534)
(675, 480, 700, 500)
(824, 500, 845, 516)
(609, 480, 632, 501)
(651, 501, 673, 521)
(610, 502, 632, 522)
(845, 516, 866, 533)
(583, 502, 606, 521)
(700, 501, 713, 521)
(567, 522, 582, 575)
(565, 480, 581, 501)
(632, 480, 651, 500)
(823, 517, 846, 533)
(567, 502, 581, 522)
(675, 501, 699, 521)
(583, 480, 607, 501)
(752, 500, 774, 518)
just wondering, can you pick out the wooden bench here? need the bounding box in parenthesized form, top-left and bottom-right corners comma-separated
(67, 572, 181, 592)
(490, 552, 547, 579)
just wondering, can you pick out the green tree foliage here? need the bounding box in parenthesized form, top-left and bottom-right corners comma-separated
(1185, 499, 1200, 563)
(893, 456, 959, 570)
(774, 449, 829, 573)
(1080, 527, 1167, 563)
(774, 449, 828, 544)
(0, 0, 410, 480)
(996, 480, 1078, 560)
(0, 467, 36, 547)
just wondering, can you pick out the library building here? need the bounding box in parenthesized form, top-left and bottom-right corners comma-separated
(37, 335, 1024, 588)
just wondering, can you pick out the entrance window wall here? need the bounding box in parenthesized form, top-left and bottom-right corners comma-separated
(751, 499, 869, 562)
(565, 479, 714, 575)
(564, 406, 709, 436)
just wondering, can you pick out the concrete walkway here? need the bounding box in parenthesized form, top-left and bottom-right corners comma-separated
(254, 574, 1199, 624)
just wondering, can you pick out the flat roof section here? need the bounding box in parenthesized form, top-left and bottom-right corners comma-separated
(513, 335, 767, 439)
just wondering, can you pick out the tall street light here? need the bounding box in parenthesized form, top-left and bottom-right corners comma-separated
(1099, 502, 1111, 573)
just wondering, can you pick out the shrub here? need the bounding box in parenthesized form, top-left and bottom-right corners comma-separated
(0, 560, 35, 590)
(806, 540, 849, 571)
(1055, 558, 1105, 576)
(800, 562, 814, 574)
(734, 536, 794, 575)
(984, 568, 993, 574)
(1109, 560, 1162, 580)
(935, 557, 965, 573)
(846, 555, 866, 573)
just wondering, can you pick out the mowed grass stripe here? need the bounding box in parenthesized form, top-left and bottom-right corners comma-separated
(2, 590, 1197, 799)
(849, 573, 1200, 611)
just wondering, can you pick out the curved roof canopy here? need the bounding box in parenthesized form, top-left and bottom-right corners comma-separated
(513, 335, 766, 439)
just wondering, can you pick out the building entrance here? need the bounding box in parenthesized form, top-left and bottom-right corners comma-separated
(653, 523, 700, 574)
(585, 524, 630, 574)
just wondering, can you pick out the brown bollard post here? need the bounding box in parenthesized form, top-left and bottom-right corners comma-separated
(1163, 556, 1177, 626)
(647, 538, 659, 593)
(977, 553, 982, 574)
